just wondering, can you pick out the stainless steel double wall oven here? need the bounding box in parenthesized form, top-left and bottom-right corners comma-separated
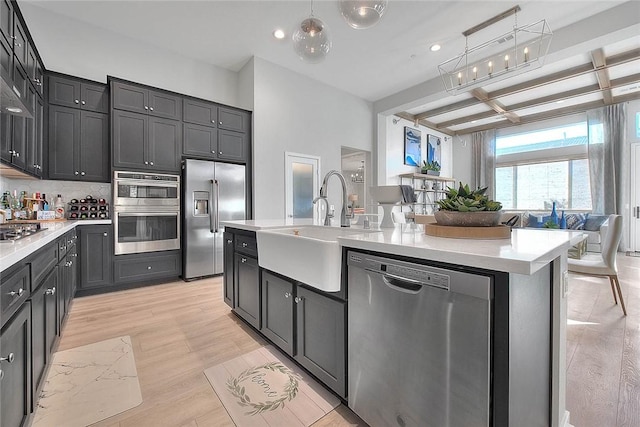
(113, 171, 180, 255)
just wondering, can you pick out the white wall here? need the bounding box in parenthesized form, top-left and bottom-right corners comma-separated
(19, 3, 239, 107)
(251, 57, 373, 220)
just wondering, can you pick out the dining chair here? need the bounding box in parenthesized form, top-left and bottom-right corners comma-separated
(567, 214, 626, 315)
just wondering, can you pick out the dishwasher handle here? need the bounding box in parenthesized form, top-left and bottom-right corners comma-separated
(381, 272, 424, 294)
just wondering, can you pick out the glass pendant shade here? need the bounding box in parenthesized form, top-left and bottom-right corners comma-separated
(292, 17, 332, 63)
(339, 0, 388, 29)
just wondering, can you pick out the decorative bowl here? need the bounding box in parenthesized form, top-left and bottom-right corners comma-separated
(434, 210, 503, 227)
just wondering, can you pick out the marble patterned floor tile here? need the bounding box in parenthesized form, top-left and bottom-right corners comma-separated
(33, 335, 143, 427)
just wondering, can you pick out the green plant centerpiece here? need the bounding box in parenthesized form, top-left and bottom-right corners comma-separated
(421, 160, 441, 176)
(434, 183, 503, 227)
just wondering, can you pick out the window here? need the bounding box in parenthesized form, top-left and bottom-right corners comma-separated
(495, 121, 592, 210)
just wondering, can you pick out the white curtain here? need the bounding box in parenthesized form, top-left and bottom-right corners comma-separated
(587, 103, 628, 248)
(471, 129, 496, 199)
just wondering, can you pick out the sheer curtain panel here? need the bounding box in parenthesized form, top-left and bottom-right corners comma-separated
(471, 130, 496, 199)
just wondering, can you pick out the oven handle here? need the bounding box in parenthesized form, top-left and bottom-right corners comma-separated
(115, 179, 179, 188)
(209, 180, 215, 233)
(115, 212, 179, 217)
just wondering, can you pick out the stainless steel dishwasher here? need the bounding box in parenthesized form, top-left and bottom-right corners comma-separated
(347, 251, 492, 427)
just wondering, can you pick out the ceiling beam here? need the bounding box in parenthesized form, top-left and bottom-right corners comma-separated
(471, 88, 520, 123)
(591, 48, 613, 104)
(394, 112, 455, 135)
(414, 98, 479, 121)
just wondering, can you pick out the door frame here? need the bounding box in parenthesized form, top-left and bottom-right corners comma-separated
(285, 152, 321, 222)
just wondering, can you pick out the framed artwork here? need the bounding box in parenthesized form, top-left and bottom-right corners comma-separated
(427, 134, 441, 165)
(404, 127, 421, 167)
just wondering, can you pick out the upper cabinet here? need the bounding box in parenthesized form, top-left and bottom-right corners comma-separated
(48, 75, 108, 113)
(0, 0, 13, 47)
(112, 81, 181, 120)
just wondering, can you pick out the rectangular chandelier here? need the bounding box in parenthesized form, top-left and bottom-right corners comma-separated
(439, 14, 552, 95)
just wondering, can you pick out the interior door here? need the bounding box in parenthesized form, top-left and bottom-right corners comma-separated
(285, 152, 320, 223)
(631, 143, 640, 253)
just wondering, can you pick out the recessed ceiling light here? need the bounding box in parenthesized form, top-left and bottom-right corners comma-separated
(273, 29, 285, 40)
(430, 44, 441, 52)
(5, 107, 22, 113)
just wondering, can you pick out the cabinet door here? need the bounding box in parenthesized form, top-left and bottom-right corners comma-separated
(34, 59, 43, 95)
(148, 90, 181, 120)
(81, 83, 108, 113)
(0, 36, 11, 87)
(78, 225, 113, 290)
(48, 75, 81, 108)
(56, 258, 66, 333)
(295, 286, 346, 397)
(223, 232, 235, 308)
(0, 302, 31, 427)
(218, 107, 249, 133)
(0, 0, 12, 46)
(25, 42, 36, 82)
(48, 105, 80, 180)
(34, 95, 43, 176)
(112, 110, 147, 170)
(30, 283, 46, 402)
(45, 268, 58, 354)
(111, 81, 148, 114)
(12, 15, 27, 67)
(234, 254, 260, 329)
(261, 271, 294, 355)
(218, 130, 248, 163)
(10, 116, 26, 169)
(80, 111, 109, 182)
(183, 122, 217, 159)
(25, 83, 37, 176)
(183, 98, 217, 127)
(148, 116, 181, 172)
(0, 92, 11, 163)
(113, 251, 181, 285)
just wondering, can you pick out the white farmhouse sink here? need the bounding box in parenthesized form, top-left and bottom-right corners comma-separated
(256, 226, 373, 292)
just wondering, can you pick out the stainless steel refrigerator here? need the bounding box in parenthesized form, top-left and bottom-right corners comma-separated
(183, 159, 246, 279)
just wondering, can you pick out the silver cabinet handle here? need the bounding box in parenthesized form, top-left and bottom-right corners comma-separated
(294, 297, 302, 304)
(150, 162, 154, 166)
(81, 172, 85, 176)
(72, 253, 78, 257)
(14, 152, 19, 158)
(74, 99, 79, 104)
(219, 151, 223, 155)
(242, 242, 248, 248)
(149, 107, 154, 111)
(147, 266, 152, 270)
(219, 121, 223, 125)
(103, 232, 108, 237)
(144, 161, 149, 165)
(211, 120, 215, 124)
(65, 261, 72, 267)
(34, 78, 42, 86)
(81, 100, 86, 105)
(241, 257, 247, 263)
(0, 353, 15, 364)
(284, 292, 291, 298)
(211, 150, 215, 154)
(75, 171, 79, 175)
(227, 239, 232, 244)
(144, 106, 149, 110)
(8, 288, 24, 297)
(33, 164, 37, 168)
(0, 369, 3, 380)
(45, 287, 56, 296)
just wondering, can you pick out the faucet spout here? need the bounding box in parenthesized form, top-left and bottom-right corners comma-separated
(312, 195, 331, 226)
(319, 170, 350, 227)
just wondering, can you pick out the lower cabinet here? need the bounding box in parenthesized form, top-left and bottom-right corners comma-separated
(0, 302, 32, 427)
(56, 236, 77, 331)
(114, 250, 181, 285)
(260, 270, 346, 398)
(78, 224, 113, 290)
(234, 253, 260, 329)
(223, 232, 235, 308)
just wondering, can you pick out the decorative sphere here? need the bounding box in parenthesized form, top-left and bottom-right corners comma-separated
(292, 17, 331, 63)
(339, 0, 388, 29)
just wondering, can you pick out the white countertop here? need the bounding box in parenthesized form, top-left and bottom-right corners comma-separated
(0, 220, 112, 273)
(221, 219, 314, 231)
(223, 220, 585, 275)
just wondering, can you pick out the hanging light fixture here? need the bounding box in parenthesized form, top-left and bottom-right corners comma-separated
(438, 5, 552, 95)
(351, 161, 365, 183)
(292, 0, 331, 63)
(339, 0, 388, 29)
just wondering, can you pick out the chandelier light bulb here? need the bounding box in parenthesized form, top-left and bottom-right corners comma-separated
(472, 66, 478, 80)
(523, 46, 529, 62)
(504, 54, 510, 69)
(488, 61, 493, 75)
(292, 16, 332, 63)
(339, 0, 388, 29)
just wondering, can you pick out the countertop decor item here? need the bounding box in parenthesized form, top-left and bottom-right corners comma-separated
(434, 182, 502, 226)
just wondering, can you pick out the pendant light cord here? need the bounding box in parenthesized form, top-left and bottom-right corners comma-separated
(310, 0, 314, 17)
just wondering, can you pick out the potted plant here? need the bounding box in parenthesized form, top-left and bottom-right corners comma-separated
(421, 160, 441, 176)
(434, 183, 503, 226)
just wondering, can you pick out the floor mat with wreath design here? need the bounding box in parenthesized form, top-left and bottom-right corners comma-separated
(204, 345, 340, 426)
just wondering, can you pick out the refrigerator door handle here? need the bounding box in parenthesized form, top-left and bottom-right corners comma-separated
(214, 179, 220, 232)
(214, 179, 218, 233)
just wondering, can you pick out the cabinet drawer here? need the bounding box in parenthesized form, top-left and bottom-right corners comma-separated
(235, 234, 257, 256)
(114, 251, 181, 284)
(30, 242, 58, 291)
(1, 264, 30, 327)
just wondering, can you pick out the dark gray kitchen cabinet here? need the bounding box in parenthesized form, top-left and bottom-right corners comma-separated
(0, 301, 31, 427)
(113, 251, 181, 285)
(78, 224, 113, 290)
(1, 34, 11, 81)
(183, 98, 217, 126)
(218, 106, 249, 133)
(112, 81, 182, 120)
(295, 285, 346, 397)
(26, 86, 42, 176)
(5, 115, 26, 169)
(0, 0, 13, 46)
(218, 129, 248, 163)
(261, 271, 294, 355)
(223, 232, 235, 308)
(48, 75, 108, 113)
(12, 11, 26, 67)
(234, 253, 260, 329)
(48, 105, 109, 182)
(183, 122, 217, 159)
(112, 110, 181, 173)
(1, 264, 29, 325)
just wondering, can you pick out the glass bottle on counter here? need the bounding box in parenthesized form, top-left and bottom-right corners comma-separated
(54, 194, 65, 219)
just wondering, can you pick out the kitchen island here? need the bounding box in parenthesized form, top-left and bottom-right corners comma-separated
(222, 220, 584, 427)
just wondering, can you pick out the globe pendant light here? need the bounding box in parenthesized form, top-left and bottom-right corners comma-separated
(293, 1, 331, 63)
(339, 0, 388, 29)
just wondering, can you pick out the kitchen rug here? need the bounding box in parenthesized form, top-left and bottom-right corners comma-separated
(204, 345, 340, 426)
(32, 336, 143, 427)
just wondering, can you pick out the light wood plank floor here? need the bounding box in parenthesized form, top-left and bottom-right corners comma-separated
(56, 253, 640, 427)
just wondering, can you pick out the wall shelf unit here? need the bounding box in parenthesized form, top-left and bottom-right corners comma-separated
(399, 173, 456, 217)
